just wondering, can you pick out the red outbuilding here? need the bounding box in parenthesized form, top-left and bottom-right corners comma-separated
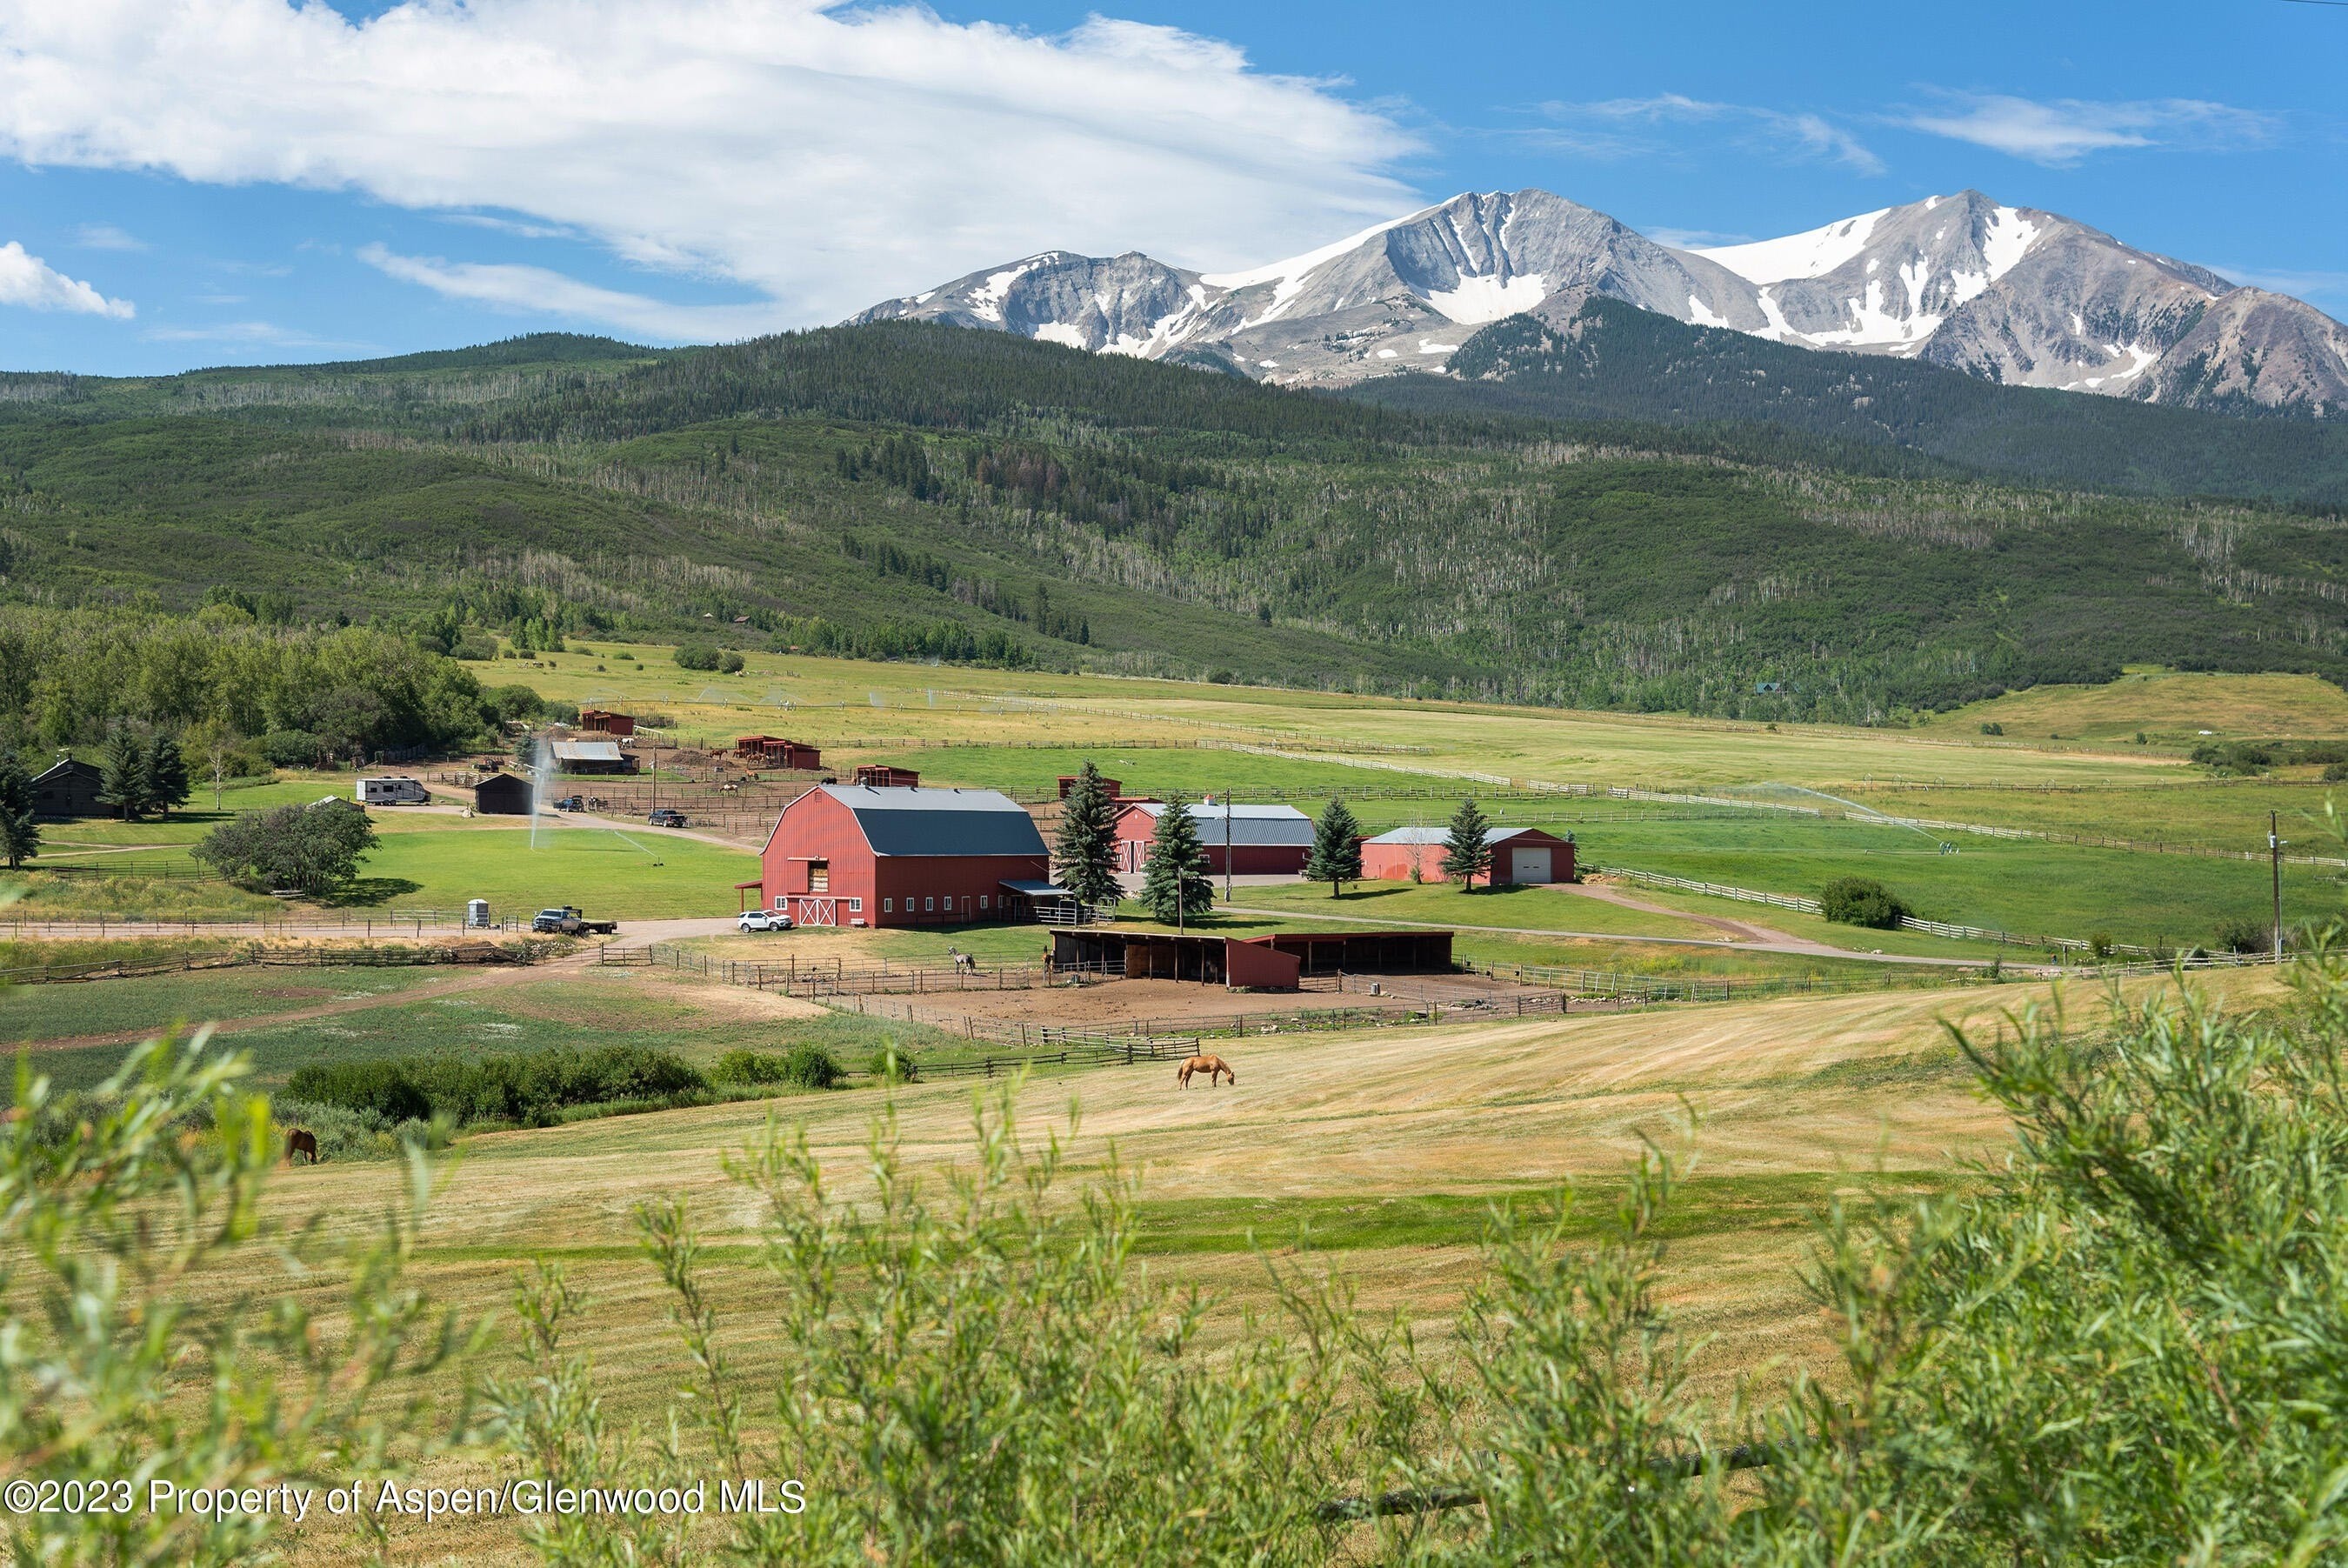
(577, 708, 637, 737)
(755, 784, 1054, 928)
(852, 764, 921, 788)
(1057, 774, 1124, 799)
(1357, 825, 1575, 887)
(1112, 800, 1314, 875)
(735, 736, 823, 770)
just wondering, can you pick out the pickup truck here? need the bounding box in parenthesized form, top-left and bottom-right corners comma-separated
(647, 808, 689, 829)
(531, 906, 618, 936)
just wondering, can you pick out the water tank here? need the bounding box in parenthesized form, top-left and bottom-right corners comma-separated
(465, 898, 491, 930)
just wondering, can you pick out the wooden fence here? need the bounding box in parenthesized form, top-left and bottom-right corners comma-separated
(0, 941, 544, 987)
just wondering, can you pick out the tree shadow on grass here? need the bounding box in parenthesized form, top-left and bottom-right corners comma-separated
(315, 877, 424, 909)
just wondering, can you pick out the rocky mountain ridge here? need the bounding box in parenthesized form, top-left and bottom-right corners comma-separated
(851, 188, 2348, 417)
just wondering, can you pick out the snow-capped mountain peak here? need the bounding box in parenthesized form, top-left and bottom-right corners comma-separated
(850, 186, 2347, 416)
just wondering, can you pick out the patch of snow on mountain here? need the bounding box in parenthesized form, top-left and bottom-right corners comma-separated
(1417, 339, 1460, 353)
(1200, 204, 1438, 293)
(915, 290, 937, 304)
(1691, 208, 1887, 284)
(2106, 343, 2159, 381)
(1031, 322, 1087, 349)
(1802, 279, 1939, 349)
(1948, 268, 1991, 307)
(1424, 273, 1548, 324)
(971, 258, 1049, 324)
(1688, 295, 1729, 329)
(1981, 207, 2039, 281)
(1752, 287, 1792, 342)
(2071, 311, 2085, 335)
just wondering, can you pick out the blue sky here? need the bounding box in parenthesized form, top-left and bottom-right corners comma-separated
(1, 0, 2341, 374)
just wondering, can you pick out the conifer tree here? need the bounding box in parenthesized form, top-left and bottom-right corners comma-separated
(1304, 797, 1364, 897)
(146, 733, 192, 820)
(96, 731, 150, 822)
(1053, 760, 1122, 912)
(1138, 794, 1213, 925)
(1441, 797, 1495, 891)
(0, 751, 39, 871)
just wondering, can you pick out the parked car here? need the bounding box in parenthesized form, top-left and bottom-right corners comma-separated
(647, 808, 688, 828)
(737, 909, 793, 933)
(531, 906, 618, 936)
(552, 795, 584, 811)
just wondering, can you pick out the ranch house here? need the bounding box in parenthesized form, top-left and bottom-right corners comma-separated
(1357, 824, 1575, 886)
(30, 757, 105, 818)
(755, 784, 1053, 928)
(1112, 800, 1314, 875)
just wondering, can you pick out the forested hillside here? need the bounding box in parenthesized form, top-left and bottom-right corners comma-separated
(3, 322, 2345, 731)
(1360, 298, 2348, 506)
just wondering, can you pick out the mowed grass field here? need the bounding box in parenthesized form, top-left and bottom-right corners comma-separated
(509, 642, 2172, 788)
(1909, 668, 2348, 748)
(9, 964, 948, 1098)
(203, 964, 2285, 1565)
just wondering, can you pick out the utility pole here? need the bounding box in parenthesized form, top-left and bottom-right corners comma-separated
(1224, 784, 1234, 905)
(2271, 811, 2285, 961)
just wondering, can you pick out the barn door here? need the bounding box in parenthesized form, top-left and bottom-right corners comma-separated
(794, 897, 838, 926)
(1509, 847, 1552, 884)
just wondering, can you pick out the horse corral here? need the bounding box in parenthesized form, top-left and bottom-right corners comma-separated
(1049, 928, 1454, 991)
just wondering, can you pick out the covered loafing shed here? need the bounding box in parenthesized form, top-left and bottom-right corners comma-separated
(1051, 928, 1453, 991)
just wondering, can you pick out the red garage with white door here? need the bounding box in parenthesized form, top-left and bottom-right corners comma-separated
(1357, 824, 1575, 887)
(756, 784, 1053, 927)
(1112, 800, 1315, 875)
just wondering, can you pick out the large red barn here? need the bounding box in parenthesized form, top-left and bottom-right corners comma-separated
(1358, 825, 1575, 886)
(756, 784, 1053, 927)
(1112, 800, 1314, 875)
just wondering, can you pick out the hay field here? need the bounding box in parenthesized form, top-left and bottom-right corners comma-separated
(1909, 669, 2348, 747)
(508, 643, 2174, 789)
(254, 967, 2283, 1414)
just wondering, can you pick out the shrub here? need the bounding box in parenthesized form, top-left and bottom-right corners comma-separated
(713, 1048, 791, 1085)
(1818, 875, 1909, 929)
(2213, 915, 2273, 954)
(2325, 762, 2348, 783)
(868, 1044, 919, 1084)
(719, 650, 746, 674)
(781, 1044, 844, 1090)
(286, 1044, 708, 1129)
(2089, 931, 2116, 960)
(672, 644, 722, 671)
(1979, 720, 2003, 735)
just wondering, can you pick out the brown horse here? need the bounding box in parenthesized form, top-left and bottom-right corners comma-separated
(285, 1129, 320, 1165)
(1176, 1054, 1235, 1089)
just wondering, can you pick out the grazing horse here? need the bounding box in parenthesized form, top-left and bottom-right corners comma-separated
(948, 947, 977, 975)
(1176, 1054, 1236, 1089)
(285, 1129, 320, 1165)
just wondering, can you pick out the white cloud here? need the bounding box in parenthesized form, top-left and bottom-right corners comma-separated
(140, 319, 364, 350)
(74, 223, 146, 250)
(1899, 93, 2277, 166)
(0, 241, 134, 317)
(1540, 94, 1885, 175)
(0, 2, 1418, 339)
(357, 244, 784, 341)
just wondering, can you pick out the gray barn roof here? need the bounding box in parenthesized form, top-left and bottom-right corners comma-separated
(1364, 824, 1561, 846)
(550, 738, 624, 763)
(1127, 801, 1315, 848)
(823, 784, 1047, 857)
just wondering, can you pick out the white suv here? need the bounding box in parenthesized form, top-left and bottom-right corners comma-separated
(737, 909, 792, 932)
